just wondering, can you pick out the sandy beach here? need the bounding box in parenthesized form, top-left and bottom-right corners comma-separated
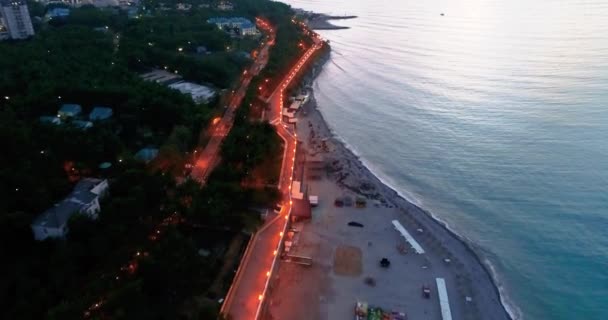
(263, 51, 512, 320)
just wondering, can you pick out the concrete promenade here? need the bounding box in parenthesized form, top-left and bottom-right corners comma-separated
(220, 37, 324, 320)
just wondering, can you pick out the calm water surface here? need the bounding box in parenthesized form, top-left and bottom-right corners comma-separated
(282, 0, 608, 319)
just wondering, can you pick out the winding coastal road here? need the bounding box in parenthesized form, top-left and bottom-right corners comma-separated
(190, 21, 274, 183)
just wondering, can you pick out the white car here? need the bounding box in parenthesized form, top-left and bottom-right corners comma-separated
(274, 204, 283, 214)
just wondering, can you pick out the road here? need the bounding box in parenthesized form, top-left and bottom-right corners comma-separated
(220, 35, 324, 320)
(190, 22, 275, 183)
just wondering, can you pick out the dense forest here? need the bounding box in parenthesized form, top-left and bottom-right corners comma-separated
(0, 0, 307, 318)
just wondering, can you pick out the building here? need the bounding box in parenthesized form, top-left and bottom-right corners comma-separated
(196, 45, 207, 55)
(207, 17, 258, 37)
(89, 106, 113, 121)
(58, 103, 82, 118)
(79, 0, 118, 7)
(39, 116, 61, 125)
(135, 147, 158, 163)
(140, 69, 181, 84)
(72, 120, 93, 130)
(46, 7, 70, 20)
(0, 0, 34, 40)
(140, 69, 216, 103)
(0, 22, 9, 40)
(168, 81, 215, 103)
(31, 178, 109, 240)
(176, 2, 191, 11)
(216, 1, 233, 11)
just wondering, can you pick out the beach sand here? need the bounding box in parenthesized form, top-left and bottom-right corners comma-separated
(263, 51, 512, 320)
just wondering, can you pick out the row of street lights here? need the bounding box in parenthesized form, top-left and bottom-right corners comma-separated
(253, 30, 323, 318)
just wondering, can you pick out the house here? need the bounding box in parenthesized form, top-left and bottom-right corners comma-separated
(58, 104, 82, 118)
(89, 106, 113, 121)
(135, 147, 158, 163)
(31, 178, 109, 241)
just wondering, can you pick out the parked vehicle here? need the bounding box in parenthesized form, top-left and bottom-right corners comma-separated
(334, 197, 344, 207)
(422, 285, 431, 299)
(380, 258, 391, 268)
(355, 197, 366, 208)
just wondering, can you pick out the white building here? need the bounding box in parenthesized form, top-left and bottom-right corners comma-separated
(240, 23, 257, 36)
(207, 17, 258, 37)
(31, 178, 109, 240)
(168, 81, 216, 103)
(0, 0, 34, 40)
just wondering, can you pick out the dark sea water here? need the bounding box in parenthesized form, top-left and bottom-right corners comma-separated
(282, 0, 608, 319)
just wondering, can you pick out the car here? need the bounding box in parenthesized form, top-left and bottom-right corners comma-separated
(273, 204, 283, 214)
(380, 258, 391, 268)
(347, 221, 364, 228)
(422, 285, 431, 299)
(334, 198, 344, 207)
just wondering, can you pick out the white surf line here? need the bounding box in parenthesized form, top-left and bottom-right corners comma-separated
(436, 278, 453, 320)
(391, 220, 425, 254)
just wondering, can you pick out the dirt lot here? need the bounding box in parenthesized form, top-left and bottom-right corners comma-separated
(333, 245, 362, 276)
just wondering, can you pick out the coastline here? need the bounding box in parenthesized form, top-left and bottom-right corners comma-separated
(294, 9, 355, 30)
(298, 47, 517, 320)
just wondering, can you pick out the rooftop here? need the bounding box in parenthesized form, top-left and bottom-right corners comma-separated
(40, 116, 61, 125)
(0, 0, 27, 7)
(168, 81, 215, 103)
(59, 103, 82, 116)
(72, 120, 93, 130)
(207, 17, 253, 26)
(47, 8, 70, 18)
(140, 69, 182, 85)
(89, 106, 113, 120)
(135, 147, 158, 162)
(32, 178, 105, 229)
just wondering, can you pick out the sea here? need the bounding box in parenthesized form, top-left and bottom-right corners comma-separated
(282, 0, 608, 319)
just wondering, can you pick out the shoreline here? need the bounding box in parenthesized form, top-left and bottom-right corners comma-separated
(299, 48, 517, 320)
(294, 9, 355, 30)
